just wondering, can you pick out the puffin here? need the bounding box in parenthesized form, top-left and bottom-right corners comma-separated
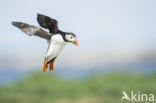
(12, 13, 78, 71)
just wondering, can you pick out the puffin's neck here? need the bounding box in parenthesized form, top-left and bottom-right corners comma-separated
(57, 30, 68, 42)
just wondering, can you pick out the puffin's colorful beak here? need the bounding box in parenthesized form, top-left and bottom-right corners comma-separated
(72, 40, 78, 46)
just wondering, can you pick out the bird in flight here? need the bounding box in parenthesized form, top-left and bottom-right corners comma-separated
(12, 14, 78, 71)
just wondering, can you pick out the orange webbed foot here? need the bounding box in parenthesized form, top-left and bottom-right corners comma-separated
(49, 57, 56, 71)
(49, 62, 54, 71)
(42, 58, 48, 72)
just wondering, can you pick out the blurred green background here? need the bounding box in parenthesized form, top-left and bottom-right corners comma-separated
(0, 72, 156, 103)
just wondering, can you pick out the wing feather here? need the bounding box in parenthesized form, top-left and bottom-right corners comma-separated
(37, 13, 59, 33)
(12, 22, 51, 40)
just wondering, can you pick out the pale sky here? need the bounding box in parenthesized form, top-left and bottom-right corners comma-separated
(0, 0, 156, 69)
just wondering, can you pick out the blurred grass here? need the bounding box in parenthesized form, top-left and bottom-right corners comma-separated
(0, 72, 156, 103)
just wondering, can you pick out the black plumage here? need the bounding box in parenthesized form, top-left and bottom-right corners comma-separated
(37, 14, 76, 42)
(37, 13, 59, 34)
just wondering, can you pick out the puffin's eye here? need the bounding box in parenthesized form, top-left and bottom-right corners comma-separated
(71, 37, 73, 39)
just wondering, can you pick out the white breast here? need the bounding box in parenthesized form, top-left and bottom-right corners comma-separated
(46, 34, 66, 61)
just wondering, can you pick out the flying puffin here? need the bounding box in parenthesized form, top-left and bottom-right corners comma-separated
(12, 14, 78, 71)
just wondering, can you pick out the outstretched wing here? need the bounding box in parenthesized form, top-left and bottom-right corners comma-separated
(12, 22, 51, 40)
(37, 13, 59, 34)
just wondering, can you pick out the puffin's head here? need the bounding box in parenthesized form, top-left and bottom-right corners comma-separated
(65, 32, 78, 46)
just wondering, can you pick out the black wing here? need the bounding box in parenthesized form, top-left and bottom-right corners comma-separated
(12, 22, 51, 40)
(37, 13, 59, 34)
